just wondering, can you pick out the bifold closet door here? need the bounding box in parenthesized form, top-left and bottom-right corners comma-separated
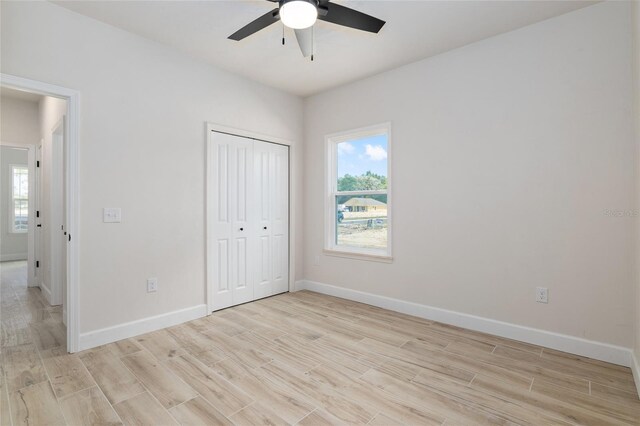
(254, 141, 289, 299)
(210, 132, 254, 311)
(209, 131, 289, 312)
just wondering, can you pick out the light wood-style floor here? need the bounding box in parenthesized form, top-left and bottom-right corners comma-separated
(1, 261, 639, 425)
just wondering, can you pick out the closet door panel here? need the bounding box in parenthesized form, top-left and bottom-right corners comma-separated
(210, 133, 254, 310)
(271, 145, 289, 294)
(211, 138, 233, 310)
(231, 140, 253, 305)
(254, 146, 272, 299)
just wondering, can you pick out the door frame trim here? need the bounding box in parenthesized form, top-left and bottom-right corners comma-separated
(205, 122, 296, 313)
(1, 73, 80, 353)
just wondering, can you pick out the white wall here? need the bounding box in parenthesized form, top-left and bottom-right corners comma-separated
(0, 146, 28, 260)
(38, 96, 67, 304)
(303, 2, 635, 348)
(1, 95, 40, 145)
(1, 1, 304, 334)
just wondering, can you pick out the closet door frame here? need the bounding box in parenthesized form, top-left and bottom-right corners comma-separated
(206, 123, 295, 313)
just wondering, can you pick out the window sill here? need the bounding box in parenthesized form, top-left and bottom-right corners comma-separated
(323, 249, 393, 263)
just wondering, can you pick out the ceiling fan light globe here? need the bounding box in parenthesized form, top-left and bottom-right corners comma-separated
(280, 0, 318, 29)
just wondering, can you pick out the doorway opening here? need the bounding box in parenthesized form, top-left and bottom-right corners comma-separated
(1, 74, 80, 353)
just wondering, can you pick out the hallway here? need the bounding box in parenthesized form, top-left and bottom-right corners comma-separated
(1, 260, 66, 424)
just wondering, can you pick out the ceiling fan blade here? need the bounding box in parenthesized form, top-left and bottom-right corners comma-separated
(318, 3, 385, 33)
(228, 8, 280, 41)
(294, 28, 312, 58)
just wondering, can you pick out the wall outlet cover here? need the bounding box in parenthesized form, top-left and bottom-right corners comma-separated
(103, 208, 122, 223)
(147, 278, 158, 293)
(536, 287, 548, 304)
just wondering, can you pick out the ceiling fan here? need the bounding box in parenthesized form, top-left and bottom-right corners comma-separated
(228, 0, 386, 60)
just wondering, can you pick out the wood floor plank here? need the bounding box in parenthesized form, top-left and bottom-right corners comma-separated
(1, 317, 33, 347)
(531, 378, 640, 424)
(135, 330, 185, 361)
(495, 345, 638, 394)
(105, 339, 144, 358)
(224, 368, 315, 424)
(368, 412, 404, 426)
(209, 357, 254, 381)
(337, 379, 445, 425)
(541, 347, 632, 373)
(228, 401, 288, 426)
(113, 391, 177, 426)
(401, 339, 533, 390)
(259, 360, 377, 424)
(166, 324, 226, 359)
(217, 310, 263, 331)
(165, 354, 253, 416)
(1, 368, 13, 426)
(4, 343, 48, 392)
(79, 347, 146, 405)
(41, 347, 96, 398)
(120, 350, 197, 409)
(9, 381, 66, 426)
(471, 374, 623, 425)
(297, 408, 348, 426)
(168, 396, 232, 426)
(29, 318, 65, 350)
(361, 368, 544, 425)
(59, 386, 122, 426)
(590, 381, 640, 406)
(235, 332, 318, 373)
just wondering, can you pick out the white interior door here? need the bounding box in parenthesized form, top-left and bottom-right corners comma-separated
(208, 131, 289, 311)
(254, 141, 289, 299)
(210, 132, 253, 310)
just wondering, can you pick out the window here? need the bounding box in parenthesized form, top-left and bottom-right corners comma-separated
(326, 123, 391, 259)
(10, 165, 28, 233)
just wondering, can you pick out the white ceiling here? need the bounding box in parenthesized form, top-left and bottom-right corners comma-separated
(53, 0, 596, 97)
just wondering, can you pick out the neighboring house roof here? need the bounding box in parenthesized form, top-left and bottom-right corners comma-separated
(344, 198, 387, 207)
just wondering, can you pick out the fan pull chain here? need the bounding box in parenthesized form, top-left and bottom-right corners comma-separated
(282, 24, 285, 45)
(311, 26, 314, 61)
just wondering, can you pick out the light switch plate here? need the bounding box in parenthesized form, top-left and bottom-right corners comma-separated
(103, 208, 122, 223)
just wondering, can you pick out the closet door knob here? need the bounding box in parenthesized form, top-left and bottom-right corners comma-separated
(263, 226, 267, 230)
(240, 227, 244, 231)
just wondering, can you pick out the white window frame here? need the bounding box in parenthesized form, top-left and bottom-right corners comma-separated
(324, 122, 392, 261)
(9, 164, 29, 234)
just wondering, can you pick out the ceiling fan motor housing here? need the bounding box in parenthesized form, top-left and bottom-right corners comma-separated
(279, 0, 319, 29)
(279, 0, 319, 10)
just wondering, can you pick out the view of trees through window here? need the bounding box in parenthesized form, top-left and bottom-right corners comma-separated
(334, 133, 389, 251)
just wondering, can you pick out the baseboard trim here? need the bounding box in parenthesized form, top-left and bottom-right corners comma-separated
(0, 253, 27, 262)
(631, 351, 640, 398)
(78, 304, 207, 351)
(41, 284, 52, 305)
(295, 280, 633, 367)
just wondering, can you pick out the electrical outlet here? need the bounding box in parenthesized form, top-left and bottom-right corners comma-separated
(147, 278, 158, 293)
(314, 255, 320, 266)
(536, 287, 548, 304)
(103, 208, 122, 223)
